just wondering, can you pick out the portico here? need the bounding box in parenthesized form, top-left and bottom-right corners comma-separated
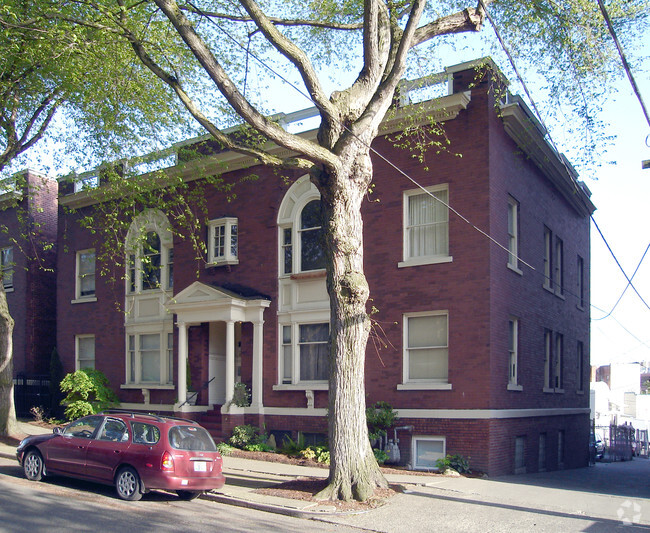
(166, 282, 270, 413)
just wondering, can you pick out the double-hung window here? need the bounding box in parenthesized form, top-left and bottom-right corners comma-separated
(577, 256, 585, 309)
(0, 246, 13, 290)
(507, 196, 521, 272)
(127, 331, 173, 385)
(127, 230, 173, 293)
(577, 341, 584, 392)
(280, 322, 329, 384)
(402, 312, 449, 387)
(400, 186, 450, 267)
(208, 217, 238, 265)
(554, 238, 564, 296)
(279, 199, 325, 275)
(508, 318, 521, 390)
(543, 329, 553, 390)
(75, 249, 96, 300)
(76, 335, 95, 370)
(543, 227, 553, 290)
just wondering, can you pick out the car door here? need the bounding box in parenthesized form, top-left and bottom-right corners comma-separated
(44, 416, 104, 476)
(85, 417, 131, 483)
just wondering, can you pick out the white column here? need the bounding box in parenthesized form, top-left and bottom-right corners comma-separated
(177, 321, 188, 407)
(251, 319, 264, 409)
(225, 320, 235, 405)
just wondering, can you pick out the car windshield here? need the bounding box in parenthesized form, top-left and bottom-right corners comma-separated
(168, 425, 216, 451)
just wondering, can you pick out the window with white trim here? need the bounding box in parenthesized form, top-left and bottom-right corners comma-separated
(208, 217, 238, 265)
(554, 237, 564, 295)
(412, 436, 446, 470)
(508, 318, 520, 389)
(127, 230, 173, 293)
(279, 198, 325, 275)
(279, 322, 329, 383)
(507, 196, 520, 270)
(401, 185, 450, 267)
(543, 227, 552, 290)
(76, 335, 95, 370)
(75, 249, 96, 300)
(544, 329, 553, 390)
(577, 255, 585, 308)
(554, 333, 564, 390)
(403, 312, 448, 384)
(0, 246, 14, 290)
(126, 330, 173, 385)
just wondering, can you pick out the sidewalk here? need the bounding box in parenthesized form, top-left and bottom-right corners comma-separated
(0, 421, 435, 518)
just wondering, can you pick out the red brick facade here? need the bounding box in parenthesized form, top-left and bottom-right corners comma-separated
(47, 61, 595, 476)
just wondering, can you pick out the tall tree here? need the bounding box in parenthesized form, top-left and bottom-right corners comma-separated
(6, 0, 648, 498)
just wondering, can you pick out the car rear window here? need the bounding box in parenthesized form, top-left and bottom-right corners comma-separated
(131, 422, 161, 445)
(168, 426, 217, 451)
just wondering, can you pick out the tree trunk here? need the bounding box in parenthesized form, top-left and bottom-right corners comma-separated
(0, 285, 18, 437)
(315, 148, 388, 501)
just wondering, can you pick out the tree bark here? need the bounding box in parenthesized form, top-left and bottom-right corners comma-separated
(0, 285, 18, 437)
(315, 147, 388, 501)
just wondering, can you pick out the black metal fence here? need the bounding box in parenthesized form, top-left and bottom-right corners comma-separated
(13, 373, 51, 418)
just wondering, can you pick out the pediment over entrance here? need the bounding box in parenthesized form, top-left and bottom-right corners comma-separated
(166, 281, 271, 324)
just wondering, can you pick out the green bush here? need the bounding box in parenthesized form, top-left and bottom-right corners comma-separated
(279, 433, 307, 456)
(435, 454, 471, 474)
(366, 401, 397, 441)
(215, 442, 236, 455)
(299, 445, 330, 464)
(60, 369, 119, 420)
(228, 424, 267, 449)
(243, 442, 274, 452)
(373, 448, 389, 465)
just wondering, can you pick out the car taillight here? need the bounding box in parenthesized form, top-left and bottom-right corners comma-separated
(161, 451, 174, 471)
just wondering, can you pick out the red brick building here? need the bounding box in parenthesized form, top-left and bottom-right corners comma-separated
(0, 170, 58, 414)
(53, 59, 594, 476)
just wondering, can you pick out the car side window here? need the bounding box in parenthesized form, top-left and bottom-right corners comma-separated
(131, 422, 160, 445)
(98, 418, 129, 442)
(63, 416, 103, 439)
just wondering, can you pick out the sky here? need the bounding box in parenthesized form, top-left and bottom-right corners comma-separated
(8, 14, 650, 368)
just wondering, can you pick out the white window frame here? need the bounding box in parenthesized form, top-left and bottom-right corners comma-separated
(399, 185, 452, 268)
(508, 317, 522, 391)
(1, 246, 14, 291)
(74, 249, 96, 302)
(398, 311, 451, 390)
(543, 227, 553, 290)
(125, 327, 174, 386)
(507, 196, 522, 274)
(554, 237, 564, 296)
(126, 230, 173, 294)
(278, 196, 325, 276)
(412, 436, 446, 470)
(277, 320, 329, 387)
(207, 217, 239, 266)
(75, 335, 95, 370)
(543, 329, 553, 392)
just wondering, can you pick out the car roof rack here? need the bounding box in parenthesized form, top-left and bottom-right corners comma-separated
(99, 409, 201, 425)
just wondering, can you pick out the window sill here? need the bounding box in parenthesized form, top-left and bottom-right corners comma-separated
(507, 383, 523, 391)
(397, 382, 452, 391)
(71, 297, 97, 304)
(555, 291, 565, 300)
(3, 287, 14, 293)
(290, 271, 326, 281)
(206, 259, 239, 267)
(543, 387, 564, 394)
(576, 390, 584, 395)
(398, 255, 453, 269)
(543, 284, 554, 294)
(273, 383, 328, 391)
(507, 264, 523, 276)
(121, 384, 175, 390)
(576, 304, 585, 312)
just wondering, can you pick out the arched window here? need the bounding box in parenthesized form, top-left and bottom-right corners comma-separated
(141, 231, 161, 290)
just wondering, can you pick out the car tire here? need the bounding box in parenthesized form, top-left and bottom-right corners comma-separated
(177, 490, 202, 501)
(23, 450, 44, 481)
(115, 466, 143, 501)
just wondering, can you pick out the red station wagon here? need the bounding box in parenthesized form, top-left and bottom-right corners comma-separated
(16, 411, 226, 501)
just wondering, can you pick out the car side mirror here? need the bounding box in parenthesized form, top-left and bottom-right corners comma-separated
(53, 427, 63, 435)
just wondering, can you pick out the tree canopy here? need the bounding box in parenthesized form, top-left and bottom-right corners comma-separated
(1, 0, 648, 499)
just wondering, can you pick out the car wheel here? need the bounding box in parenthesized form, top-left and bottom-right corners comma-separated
(177, 490, 202, 501)
(115, 466, 143, 501)
(23, 450, 44, 481)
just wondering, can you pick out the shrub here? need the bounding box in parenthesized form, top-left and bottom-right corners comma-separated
(243, 442, 274, 452)
(435, 454, 471, 474)
(373, 448, 389, 465)
(299, 445, 330, 464)
(232, 382, 251, 407)
(59, 369, 119, 420)
(279, 433, 307, 456)
(215, 442, 236, 455)
(228, 424, 267, 449)
(366, 401, 397, 441)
